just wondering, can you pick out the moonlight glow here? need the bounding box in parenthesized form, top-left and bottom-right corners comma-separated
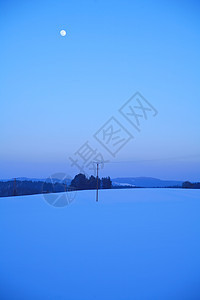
(60, 30, 66, 37)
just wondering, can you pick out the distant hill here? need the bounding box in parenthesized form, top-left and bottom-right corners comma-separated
(112, 177, 183, 188)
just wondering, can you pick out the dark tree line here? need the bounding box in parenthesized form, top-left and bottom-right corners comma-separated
(182, 181, 200, 189)
(70, 173, 112, 190)
(0, 180, 66, 197)
(0, 174, 112, 197)
(1, 176, 199, 198)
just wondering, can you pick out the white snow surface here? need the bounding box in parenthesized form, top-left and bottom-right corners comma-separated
(0, 188, 200, 300)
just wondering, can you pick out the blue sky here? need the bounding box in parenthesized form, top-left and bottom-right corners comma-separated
(1, 0, 200, 180)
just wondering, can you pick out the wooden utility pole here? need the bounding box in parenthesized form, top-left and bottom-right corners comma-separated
(65, 180, 67, 192)
(96, 163, 99, 202)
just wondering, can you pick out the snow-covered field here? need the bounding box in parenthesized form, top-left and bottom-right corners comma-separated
(0, 188, 200, 300)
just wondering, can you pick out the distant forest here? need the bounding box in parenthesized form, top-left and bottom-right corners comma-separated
(182, 181, 200, 189)
(0, 176, 199, 198)
(0, 174, 112, 197)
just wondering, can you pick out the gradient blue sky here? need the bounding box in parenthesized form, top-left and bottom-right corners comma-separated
(1, 0, 200, 180)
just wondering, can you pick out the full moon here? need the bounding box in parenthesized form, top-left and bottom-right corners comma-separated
(60, 30, 66, 37)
